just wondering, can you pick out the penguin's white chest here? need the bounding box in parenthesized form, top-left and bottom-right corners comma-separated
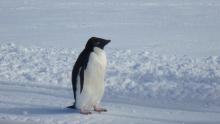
(75, 47, 107, 109)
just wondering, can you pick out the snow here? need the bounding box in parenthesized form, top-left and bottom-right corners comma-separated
(0, 43, 220, 124)
(0, 0, 220, 57)
(1, 0, 220, 123)
(1, 80, 220, 124)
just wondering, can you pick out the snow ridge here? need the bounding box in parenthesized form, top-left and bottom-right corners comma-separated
(0, 43, 220, 106)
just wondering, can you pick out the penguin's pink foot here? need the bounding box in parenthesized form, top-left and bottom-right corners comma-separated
(94, 107, 107, 112)
(80, 109, 92, 115)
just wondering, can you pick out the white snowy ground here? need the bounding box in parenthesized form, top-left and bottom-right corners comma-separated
(0, 0, 220, 57)
(0, 43, 220, 124)
(1, 0, 220, 123)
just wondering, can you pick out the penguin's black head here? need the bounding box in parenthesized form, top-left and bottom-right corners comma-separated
(85, 37, 111, 50)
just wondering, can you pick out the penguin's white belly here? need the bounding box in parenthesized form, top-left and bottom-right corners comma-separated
(75, 49, 107, 109)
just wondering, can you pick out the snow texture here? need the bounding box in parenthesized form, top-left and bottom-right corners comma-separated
(0, 43, 220, 124)
(1, 0, 220, 123)
(1, 43, 220, 106)
(1, 0, 220, 57)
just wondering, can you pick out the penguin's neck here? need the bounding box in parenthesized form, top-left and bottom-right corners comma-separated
(93, 47, 105, 55)
(93, 47, 107, 67)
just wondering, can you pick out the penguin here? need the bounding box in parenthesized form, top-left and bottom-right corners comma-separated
(68, 37, 110, 114)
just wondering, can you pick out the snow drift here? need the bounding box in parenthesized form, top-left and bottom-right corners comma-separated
(0, 43, 220, 106)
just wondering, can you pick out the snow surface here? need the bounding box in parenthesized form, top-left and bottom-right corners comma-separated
(0, 0, 220, 57)
(0, 43, 220, 124)
(1, 0, 220, 123)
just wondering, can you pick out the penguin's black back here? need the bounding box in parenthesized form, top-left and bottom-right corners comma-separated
(71, 47, 92, 107)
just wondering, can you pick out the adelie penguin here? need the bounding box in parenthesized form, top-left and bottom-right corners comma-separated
(68, 37, 110, 114)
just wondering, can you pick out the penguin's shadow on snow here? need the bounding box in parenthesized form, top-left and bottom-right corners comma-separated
(0, 105, 79, 115)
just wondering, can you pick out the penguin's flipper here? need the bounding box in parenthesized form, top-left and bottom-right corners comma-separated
(80, 65, 85, 93)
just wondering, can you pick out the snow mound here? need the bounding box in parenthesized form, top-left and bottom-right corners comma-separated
(0, 43, 220, 106)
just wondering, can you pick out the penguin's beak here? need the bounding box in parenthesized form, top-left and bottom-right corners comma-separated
(104, 40, 111, 46)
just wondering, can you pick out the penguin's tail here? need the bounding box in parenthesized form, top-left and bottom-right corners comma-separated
(67, 103, 76, 109)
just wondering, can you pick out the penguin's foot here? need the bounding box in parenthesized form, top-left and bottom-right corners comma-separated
(94, 107, 107, 113)
(80, 109, 92, 115)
